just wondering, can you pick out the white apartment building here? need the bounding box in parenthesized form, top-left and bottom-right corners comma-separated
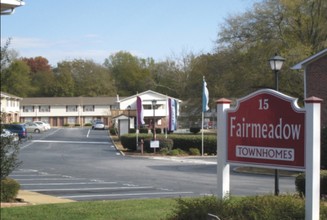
(19, 90, 181, 129)
(1, 91, 22, 123)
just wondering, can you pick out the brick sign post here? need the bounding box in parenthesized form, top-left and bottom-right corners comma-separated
(217, 89, 322, 220)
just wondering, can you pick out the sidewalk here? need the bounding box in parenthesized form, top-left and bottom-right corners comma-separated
(1, 190, 74, 208)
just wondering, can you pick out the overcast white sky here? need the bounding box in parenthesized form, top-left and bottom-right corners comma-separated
(1, 0, 259, 66)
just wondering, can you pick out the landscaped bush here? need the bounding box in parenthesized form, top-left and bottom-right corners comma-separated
(74, 123, 80, 127)
(63, 123, 70, 127)
(170, 134, 216, 155)
(295, 170, 327, 197)
(139, 128, 149, 133)
(120, 134, 152, 151)
(190, 127, 201, 134)
(120, 134, 216, 154)
(84, 123, 92, 126)
(189, 148, 201, 155)
(142, 138, 174, 152)
(169, 195, 327, 220)
(109, 127, 116, 135)
(0, 177, 20, 202)
(169, 148, 186, 156)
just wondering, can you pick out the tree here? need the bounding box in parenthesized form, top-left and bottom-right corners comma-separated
(104, 51, 153, 96)
(1, 60, 34, 97)
(213, 0, 327, 99)
(0, 115, 22, 179)
(51, 67, 75, 97)
(22, 56, 55, 96)
(55, 59, 116, 97)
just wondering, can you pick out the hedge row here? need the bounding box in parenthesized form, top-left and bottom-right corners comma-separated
(295, 170, 327, 197)
(119, 126, 327, 163)
(169, 195, 327, 220)
(120, 134, 216, 154)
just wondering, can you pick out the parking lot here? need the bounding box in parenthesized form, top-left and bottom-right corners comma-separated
(13, 127, 297, 201)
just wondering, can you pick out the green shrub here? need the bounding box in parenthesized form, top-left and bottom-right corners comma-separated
(63, 123, 70, 127)
(169, 149, 180, 156)
(121, 134, 152, 151)
(129, 128, 136, 133)
(150, 128, 162, 134)
(295, 170, 327, 197)
(84, 123, 92, 126)
(0, 177, 20, 202)
(120, 134, 216, 154)
(189, 148, 200, 155)
(170, 134, 216, 155)
(139, 128, 149, 133)
(109, 127, 116, 135)
(74, 123, 80, 127)
(190, 127, 201, 134)
(159, 147, 170, 155)
(169, 195, 327, 220)
(168, 148, 186, 156)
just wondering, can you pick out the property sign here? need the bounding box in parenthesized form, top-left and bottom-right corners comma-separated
(150, 140, 160, 148)
(227, 90, 305, 170)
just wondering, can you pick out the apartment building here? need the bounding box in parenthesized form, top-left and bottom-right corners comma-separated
(0, 91, 22, 123)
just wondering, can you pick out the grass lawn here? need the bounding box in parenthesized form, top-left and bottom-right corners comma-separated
(1, 198, 177, 220)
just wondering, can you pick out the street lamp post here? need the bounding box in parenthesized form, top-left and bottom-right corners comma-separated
(152, 100, 157, 141)
(269, 53, 285, 196)
(127, 105, 131, 133)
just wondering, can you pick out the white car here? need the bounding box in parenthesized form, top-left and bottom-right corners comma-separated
(92, 121, 105, 130)
(34, 121, 51, 131)
(1, 129, 19, 142)
(24, 122, 45, 133)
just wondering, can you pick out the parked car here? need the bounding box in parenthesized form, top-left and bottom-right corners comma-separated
(2, 124, 27, 139)
(24, 122, 45, 133)
(1, 129, 19, 142)
(34, 121, 51, 131)
(92, 121, 105, 130)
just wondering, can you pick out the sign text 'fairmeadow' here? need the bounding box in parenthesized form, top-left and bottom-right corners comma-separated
(230, 117, 302, 140)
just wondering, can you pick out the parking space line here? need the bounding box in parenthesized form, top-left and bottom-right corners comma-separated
(21, 182, 117, 186)
(61, 191, 194, 199)
(31, 140, 109, 145)
(28, 186, 154, 192)
(86, 129, 91, 138)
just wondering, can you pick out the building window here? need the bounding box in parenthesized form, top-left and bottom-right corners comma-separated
(85, 117, 93, 123)
(39, 106, 50, 112)
(24, 117, 33, 122)
(23, 106, 34, 112)
(67, 117, 76, 124)
(83, 105, 94, 112)
(66, 105, 77, 112)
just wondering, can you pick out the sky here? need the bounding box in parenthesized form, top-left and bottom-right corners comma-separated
(1, 0, 259, 67)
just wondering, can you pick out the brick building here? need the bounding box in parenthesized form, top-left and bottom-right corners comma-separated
(292, 48, 327, 127)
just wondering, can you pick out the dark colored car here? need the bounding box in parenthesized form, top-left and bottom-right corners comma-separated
(2, 124, 27, 139)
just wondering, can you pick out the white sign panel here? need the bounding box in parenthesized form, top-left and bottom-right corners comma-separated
(150, 140, 159, 148)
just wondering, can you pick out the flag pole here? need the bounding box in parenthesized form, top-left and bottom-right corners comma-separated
(201, 111, 204, 156)
(202, 76, 209, 156)
(201, 76, 205, 156)
(165, 95, 168, 139)
(136, 98, 139, 151)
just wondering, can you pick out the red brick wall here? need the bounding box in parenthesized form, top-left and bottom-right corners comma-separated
(306, 55, 327, 127)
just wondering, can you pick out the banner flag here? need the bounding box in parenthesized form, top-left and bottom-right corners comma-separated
(137, 96, 145, 125)
(169, 98, 177, 131)
(202, 78, 209, 112)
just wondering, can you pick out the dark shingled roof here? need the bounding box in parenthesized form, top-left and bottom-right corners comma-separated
(21, 97, 119, 106)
